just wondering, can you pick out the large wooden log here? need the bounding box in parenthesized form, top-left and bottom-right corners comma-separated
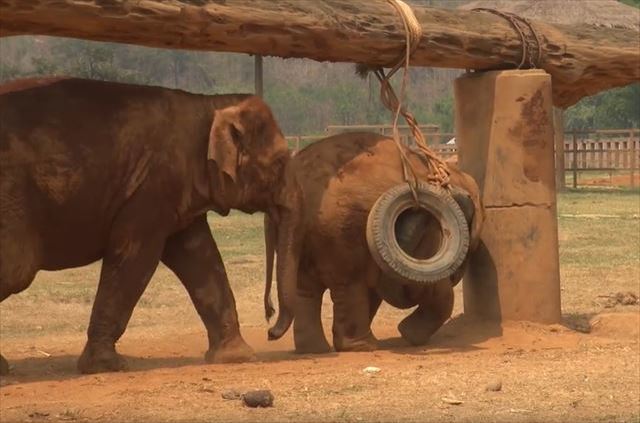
(1, 0, 638, 107)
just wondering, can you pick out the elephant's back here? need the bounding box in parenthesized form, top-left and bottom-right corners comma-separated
(294, 134, 407, 266)
(293, 132, 405, 185)
(0, 77, 210, 143)
(0, 77, 166, 115)
(293, 132, 482, 284)
(0, 78, 204, 269)
(294, 132, 478, 210)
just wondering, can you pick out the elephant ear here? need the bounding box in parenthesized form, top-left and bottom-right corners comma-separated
(208, 105, 247, 183)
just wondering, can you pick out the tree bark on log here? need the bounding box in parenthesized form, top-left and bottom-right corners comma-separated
(1, 0, 638, 108)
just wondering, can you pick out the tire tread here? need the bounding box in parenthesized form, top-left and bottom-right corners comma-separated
(366, 182, 470, 284)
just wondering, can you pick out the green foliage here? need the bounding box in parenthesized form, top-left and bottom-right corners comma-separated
(34, 41, 123, 81)
(0, 36, 246, 92)
(565, 84, 640, 130)
(618, 0, 640, 8)
(2, 35, 637, 137)
(265, 69, 391, 134)
(0, 37, 459, 136)
(265, 81, 315, 135)
(429, 94, 455, 133)
(332, 81, 363, 125)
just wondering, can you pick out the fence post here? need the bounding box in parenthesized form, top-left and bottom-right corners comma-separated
(615, 135, 621, 170)
(631, 130, 637, 188)
(572, 132, 578, 189)
(598, 136, 604, 172)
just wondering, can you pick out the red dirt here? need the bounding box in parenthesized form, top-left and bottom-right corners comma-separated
(1, 312, 638, 423)
(581, 174, 638, 187)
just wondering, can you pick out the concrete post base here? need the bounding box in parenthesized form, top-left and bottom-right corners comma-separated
(455, 69, 562, 324)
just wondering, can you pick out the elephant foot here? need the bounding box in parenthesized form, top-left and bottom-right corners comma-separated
(398, 313, 443, 346)
(205, 336, 255, 364)
(1, 354, 9, 375)
(294, 325, 331, 354)
(77, 343, 128, 374)
(294, 337, 331, 355)
(334, 331, 378, 352)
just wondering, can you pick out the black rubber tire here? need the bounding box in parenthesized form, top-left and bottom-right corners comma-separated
(366, 182, 470, 284)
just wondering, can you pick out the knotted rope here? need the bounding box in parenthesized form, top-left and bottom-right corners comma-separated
(472, 8, 542, 69)
(365, 0, 451, 205)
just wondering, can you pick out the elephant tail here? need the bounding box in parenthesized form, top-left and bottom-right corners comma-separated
(263, 211, 277, 322)
(267, 206, 300, 341)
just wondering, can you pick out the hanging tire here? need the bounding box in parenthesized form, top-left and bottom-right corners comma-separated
(366, 182, 470, 284)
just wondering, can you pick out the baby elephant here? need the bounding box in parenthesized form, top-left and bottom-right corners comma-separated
(264, 132, 483, 353)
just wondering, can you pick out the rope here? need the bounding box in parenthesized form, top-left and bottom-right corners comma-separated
(384, 0, 423, 79)
(472, 8, 542, 69)
(369, 0, 450, 205)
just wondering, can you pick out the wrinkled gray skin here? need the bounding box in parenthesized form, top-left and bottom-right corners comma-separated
(264, 133, 483, 353)
(0, 77, 289, 374)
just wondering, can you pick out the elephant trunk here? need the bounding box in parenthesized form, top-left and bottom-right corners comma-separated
(376, 209, 429, 309)
(267, 209, 299, 340)
(263, 211, 277, 321)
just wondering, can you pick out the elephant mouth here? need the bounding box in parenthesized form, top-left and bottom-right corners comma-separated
(235, 185, 268, 215)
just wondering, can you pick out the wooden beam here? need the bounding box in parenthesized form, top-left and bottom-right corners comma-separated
(1, 0, 638, 108)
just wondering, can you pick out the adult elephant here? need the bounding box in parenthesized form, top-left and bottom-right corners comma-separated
(0, 77, 289, 374)
(264, 132, 483, 353)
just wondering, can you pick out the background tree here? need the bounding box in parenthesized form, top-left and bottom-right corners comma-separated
(565, 85, 640, 131)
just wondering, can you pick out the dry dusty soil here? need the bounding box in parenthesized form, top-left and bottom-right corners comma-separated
(577, 172, 637, 189)
(1, 191, 639, 422)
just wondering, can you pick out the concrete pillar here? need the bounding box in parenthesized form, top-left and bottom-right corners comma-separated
(554, 107, 566, 191)
(455, 69, 562, 324)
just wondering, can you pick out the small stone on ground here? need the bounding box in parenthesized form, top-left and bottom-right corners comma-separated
(221, 389, 241, 400)
(442, 397, 463, 405)
(486, 380, 502, 392)
(242, 389, 274, 408)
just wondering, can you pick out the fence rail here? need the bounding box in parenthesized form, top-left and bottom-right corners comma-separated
(286, 128, 640, 188)
(564, 129, 639, 188)
(286, 132, 457, 153)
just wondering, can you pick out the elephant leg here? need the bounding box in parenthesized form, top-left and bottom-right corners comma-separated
(0, 354, 8, 376)
(293, 278, 330, 354)
(398, 281, 454, 346)
(331, 281, 377, 352)
(1, 273, 35, 375)
(78, 241, 164, 374)
(0, 215, 40, 376)
(368, 289, 382, 325)
(1, 272, 37, 375)
(78, 196, 169, 374)
(161, 216, 254, 364)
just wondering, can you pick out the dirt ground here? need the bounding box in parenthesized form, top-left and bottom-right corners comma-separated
(0, 311, 639, 423)
(1, 312, 639, 423)
(1, 192, 639, 422)
(578, 172, 638, 188)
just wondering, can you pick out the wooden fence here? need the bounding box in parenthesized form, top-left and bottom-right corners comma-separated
(286, 127, 640, 189)
(286, 133, 457, 158)
(285, 135, 324, 152)
(287, 125, 456, 156)
(563, 129, 639, 188)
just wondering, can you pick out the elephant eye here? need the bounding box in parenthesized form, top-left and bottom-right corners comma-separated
(230, 125, 245, 152)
